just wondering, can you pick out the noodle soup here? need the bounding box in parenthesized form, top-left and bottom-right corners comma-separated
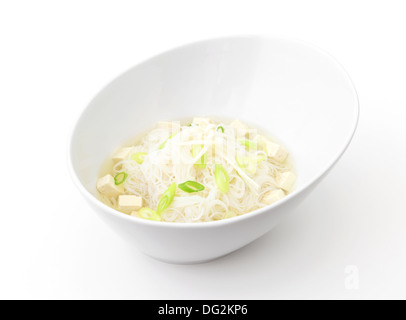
(97, 118, 296, 223)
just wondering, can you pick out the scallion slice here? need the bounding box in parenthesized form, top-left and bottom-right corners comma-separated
(157, 183, 177, 214)
(215, 164, 230, 193)
(138, 208, 161, 221)
(236, 156, 247, 167)
(131, 152, 147, 164)
(256, 154, 266, 163)
(236, 156, 257, 175)
(178, 181, 205, 193)
(159, 133, 177, 150)
(239, 139, 257, 150)
(236, 154, 264, 175)
(192, 144, 207, 169)
(217, 126, 225, 133)
(114, 172, 127, 185)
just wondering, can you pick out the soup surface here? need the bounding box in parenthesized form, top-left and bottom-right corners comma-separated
(97, 118, 296, 223)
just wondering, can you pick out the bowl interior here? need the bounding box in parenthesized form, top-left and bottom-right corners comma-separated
(71, 36, 358, 201)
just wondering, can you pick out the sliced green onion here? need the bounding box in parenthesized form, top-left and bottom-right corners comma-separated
(236, 155, 264, 175)
(236, 156, 256, 175)
(224, 211, 236, 219)
(157, 183, 177, 214)
(215, 164, 230, 193)
(138, 208, 161, 221)
(217, 126, 225, 133)
(236, 156, 247, 167)
(114, 172, 127, 185)
(256, 154, 266, 163)
(131, 152, 147, 164)
(178, 181, 205, 193)
(192, 144, 207, 169)
(159, 133, 177, 150)
(239, 139, 257, 150)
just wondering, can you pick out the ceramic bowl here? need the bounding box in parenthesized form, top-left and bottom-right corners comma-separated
(69, 36, 359, 264)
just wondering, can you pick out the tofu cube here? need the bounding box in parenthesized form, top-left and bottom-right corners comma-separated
(118, 195, 143, 212)
(230, 119, 249, 137)
(158, 121, 181, 133)
(97, 175, 123, 198)
(263, 189, 285, 204)
(277, 172, 297, 192)
(112, 147, 132, 163)
(192, 117, 211, 129)
(245, 129, 259, 140)
(265, 141, 288, 163)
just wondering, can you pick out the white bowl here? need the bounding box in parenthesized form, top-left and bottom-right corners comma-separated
(69, 36, 359, 264)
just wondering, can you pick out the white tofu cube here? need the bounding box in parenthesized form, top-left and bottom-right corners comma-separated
(118, 195, 143, 212)
(245, 129, 259, 140)
(265, 141, 288, 162)
(112, 147, 132, 162)
(263, 189, 285, 204)
(230, 119, 249, 136)
(158, 121, 181, 133)
(192, 117, 211, 128)
(277, 172, 296, 192)
(97, 175, 123, 198)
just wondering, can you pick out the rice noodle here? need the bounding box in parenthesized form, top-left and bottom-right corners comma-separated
(100, 118, 294, 223)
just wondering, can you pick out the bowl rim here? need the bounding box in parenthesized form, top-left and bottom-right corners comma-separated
(68, 34, 360, 229)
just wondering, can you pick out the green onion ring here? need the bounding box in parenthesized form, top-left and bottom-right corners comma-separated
(114, 172, 128, 185)
(157, 183, 177, 214)
(239, 139, 257, 150)
(131, 152, 147, 164)
(214, 164, 230, 193)
(159, 133, 177, 150)
(138, 208, 161, 221)
(217, 126, 225, 133)
(178, 181, 205, 193)
(192, 144, 207, 169)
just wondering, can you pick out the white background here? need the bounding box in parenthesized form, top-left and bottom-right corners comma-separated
(1, 0, 405, 300)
